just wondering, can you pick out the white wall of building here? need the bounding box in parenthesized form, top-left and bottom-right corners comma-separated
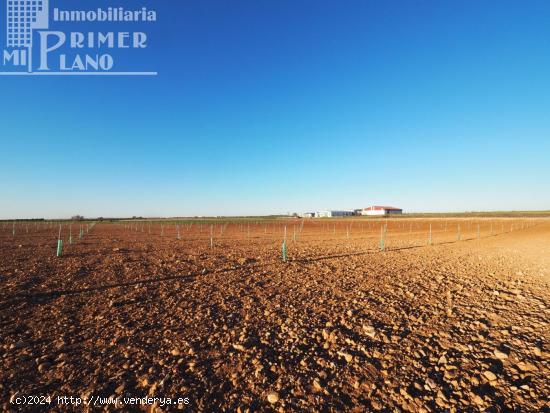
(363, 209, 386, 216)
(315, 210, 354, 218)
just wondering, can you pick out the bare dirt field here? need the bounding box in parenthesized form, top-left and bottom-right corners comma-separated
(1, 218, 549, 412)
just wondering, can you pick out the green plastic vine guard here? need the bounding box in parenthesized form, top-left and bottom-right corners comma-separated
(57, 239, 63, 257)
(379, 224, 386, 251)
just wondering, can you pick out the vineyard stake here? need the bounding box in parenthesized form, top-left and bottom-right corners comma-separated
(282, 225, 288, 262)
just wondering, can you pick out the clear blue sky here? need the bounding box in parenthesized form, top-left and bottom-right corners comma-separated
(1, 0, 550, 218)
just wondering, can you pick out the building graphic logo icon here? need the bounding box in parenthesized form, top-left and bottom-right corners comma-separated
(6, 0, 49, 70)
(2, 0, 157, 76)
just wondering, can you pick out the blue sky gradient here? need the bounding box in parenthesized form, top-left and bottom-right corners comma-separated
(1, 0, 550, 218)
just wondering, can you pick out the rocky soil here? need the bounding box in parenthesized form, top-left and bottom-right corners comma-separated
(0, 220, 548, 412)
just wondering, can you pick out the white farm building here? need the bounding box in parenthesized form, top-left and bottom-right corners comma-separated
(361, 206, 403, 216)
(315, 210, 355, 218)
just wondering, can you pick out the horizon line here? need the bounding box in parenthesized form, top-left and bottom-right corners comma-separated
(1, 209, 550, 221)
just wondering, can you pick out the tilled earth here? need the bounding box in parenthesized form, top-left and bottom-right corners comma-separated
(0, 220, 549, 412)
